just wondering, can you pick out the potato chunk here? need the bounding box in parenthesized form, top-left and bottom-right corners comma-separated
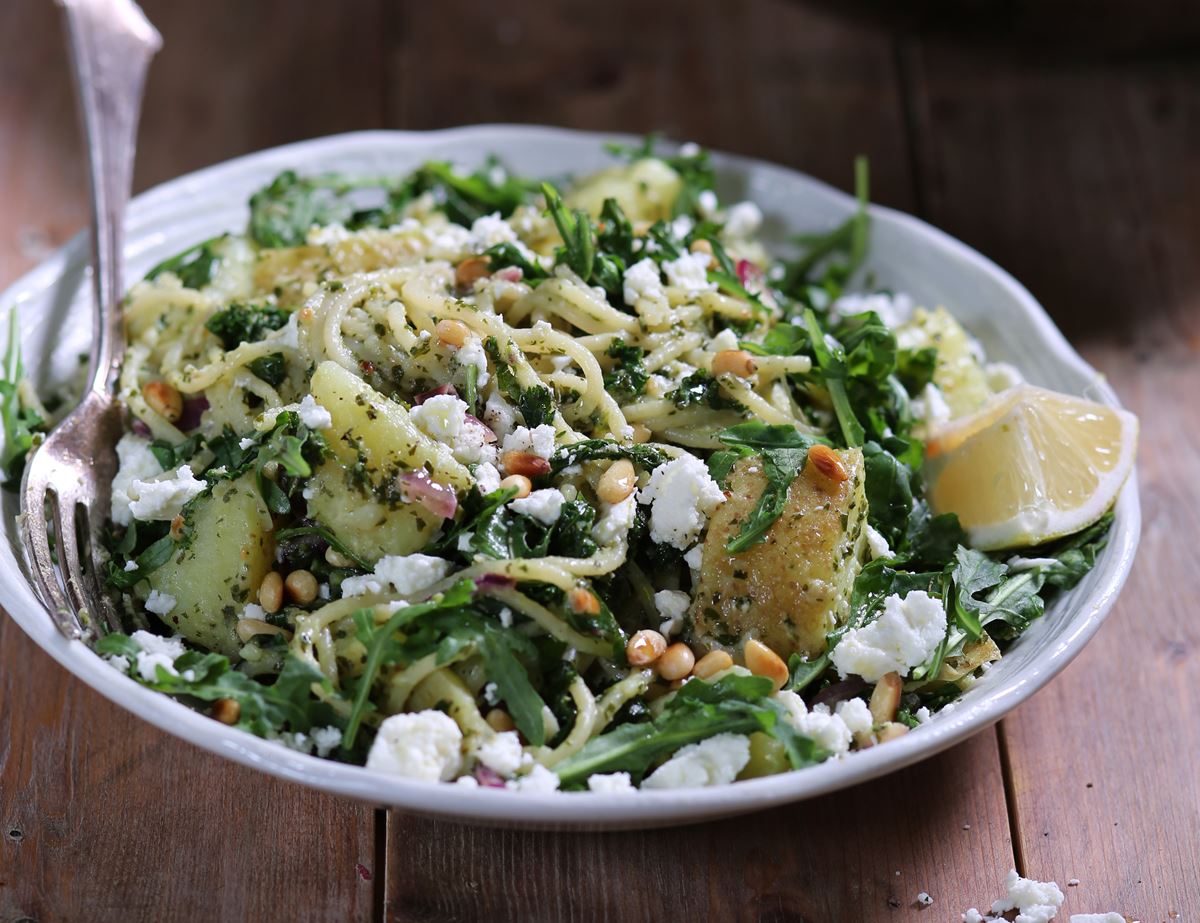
(689, 450, 867, 660)
(564, 158, 683, 222)
(147, 475, 273, 657)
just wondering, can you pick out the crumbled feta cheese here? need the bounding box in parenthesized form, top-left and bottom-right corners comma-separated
(962, 870, 1065, 923)
(410, 394, 495, 465)
(457, 531, 475, 553)
(278, 731, 312, 753)
(710, 327, 740, 352)
(506, 763, 561, 793)
(126, 464, 207, 522)
(497, 607, 513, 628)
(483, 389, 518, 439)
(911, 382, 952, 428)
(915, 706, 932, 724)
(587, 772, 636, 794)
(470, 212, 517, 248)
(123, 560, 139, 573)
(318, 583, 331, 600)
(144, 589, 177, 617)
(455, 775, 479, 788)
(425, 222, 474, 260)
(697, 190, 719, 218)
(678, 141, 701, 157)
(509, 488, 565, 525)
(240, 603, 266, 622)
(238, 437, 255, 450)
(455, 334, 491, 389)
(662, 251, 716, 293)
(724, 201, 763, 238)
(1007, 556, 1059, 571)
(474, 461, 502, 495)
(963, 909, 987, 923)
(622, 258, 665, 307)
(831, 590, 947, 682)
(592, 493, 638, 546)
(110, 434, 163, 526)
(293, 394, 331, 430)
(311, 726, 343, 757)
(831, 292, 915, 329)
(670, 214, 694, 240)
(641, 733, 750, 789)
(917, 892, 934, 907)
(130, 629, 186, 682)
(104, 654, 130, 674)
(501, 424, 556, 460)
(684, 544, 704, 579)
(307, 223, 351, 246)
(1069, 915, 1125, 923)
(339, 553, 451, 598)
(637, 453, 726, 550)
(474, 731, 524, 776)
(864, 524, 892, 560)
(365, 710, 463, 782)
(654, 589, 690, 637)
(834, 697, 874, 737)
(482, 682, 500, 706)
(773, 691, 856, 755)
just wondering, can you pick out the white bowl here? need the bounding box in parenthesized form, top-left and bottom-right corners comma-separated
(0, 126, 1139, 829)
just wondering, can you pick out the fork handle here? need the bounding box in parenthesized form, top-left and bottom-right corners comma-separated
(58, 0, 161, 398)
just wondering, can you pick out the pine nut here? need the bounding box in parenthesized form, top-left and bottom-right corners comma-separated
(258, 571, 284, 613)
(499, 473, 532, 499)
(325, 546, 354, 568)
(284, 569, 318, 605)
(712, 349, 757, 378)
(435, 317, 471, 348)
(626, 629, 667, 666)
(500, 451, 551, 478)
(629, 423, 652, 444)
(485, 708, 515, 733)
(169, 514, 186, 541)
(143, 380, 182, 422)
(657, 643, 695, 681)
(568, 586, 600, 616)
(455, 256, 491, 288)
(212, 698, 241, 725)
(876, 721, 909, 743)
(692, 649, 733, 680)
(807, 444, 849, 483)
(869, 671, 902, 724)
(689, 238, 714, 256)
(596, 459, 637, 504)
(744, 638, 789, 691)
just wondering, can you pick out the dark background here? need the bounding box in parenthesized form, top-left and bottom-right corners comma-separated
(1, 1, 1197, 920)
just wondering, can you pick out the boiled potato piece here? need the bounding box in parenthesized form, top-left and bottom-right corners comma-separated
(897, 307, 991, 419)
(305, 459, 439, 563)
(147, 475, 273, 658)
(309, 360, 471, 491)
(690, 450, 867, 660)
(254, 232, 428, 307)
(565, 158, 683, 222)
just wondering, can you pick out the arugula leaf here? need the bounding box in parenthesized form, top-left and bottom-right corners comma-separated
(804, 309, 864, 447)
(144, 236, 224, 290)
(249, 171, 363, 248)
(248, 352, 287, 387)
(950, 546, 1007, 641)
(0, 310, 44, 485)
(602, 339, 649, 404)
(483, 242, 550, 281)
(550, 499, 598, 558)
(205, 303, 289, 351)
(549, 438, 668, 474)
(861, 440, 914, 548)
(483, 337, 555, 427)
(273, 524, 370, 572)
(542, 182, 595, 281)
(429, 484, 519, 555)
(147, 434, 203, 471)
(479, 629, 548, 746)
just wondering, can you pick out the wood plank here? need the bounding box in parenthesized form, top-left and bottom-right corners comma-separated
(903, 38, 1200, 917)
(0, 0, 386, 919)
(385, 732, 1013, 922)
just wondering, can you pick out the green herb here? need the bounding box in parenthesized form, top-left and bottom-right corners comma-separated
(144, 236, 224, 290)
(147, 434, 204, 471)
(602, 339, 649, 404)
(548, 438, 667, 474)
(273, 524, 370, 571)
(205, 303, 289, 351)
(549, 499, 598, 558)
(542, 182, 595, 281)
(668, 370, 740, 410)
(0, 311, 44, 485)
(248, 352, 287, 387)
(483, 337, 555, 426)
(483, 242, 551, 282)
(803, 309, 864, 447)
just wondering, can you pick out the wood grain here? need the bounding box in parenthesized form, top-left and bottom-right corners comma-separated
(902, 36, 1200, 917)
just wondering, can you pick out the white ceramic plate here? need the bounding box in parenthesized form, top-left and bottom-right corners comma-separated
(0, 126, 1139, 829)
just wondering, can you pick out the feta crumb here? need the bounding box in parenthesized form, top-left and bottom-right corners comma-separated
(710, 327, 740, 352)
(454, 333, 491, 389)
(318, 583, 331, 600)
(470, 212, 517, 248)
(483, 389, 518, 439)
(773, 691, 857, 755)
(110, 434, 163, 526)
(654, 589, 690, 638)
(366, 710, 463, 782)
(623, 258, 665, 307)
(509, 488, 565, 525)
(637, 453, 725, 550)
(311, 726, 343, 757)
(831, 292, 915, 329)
(482, 682, 500, 706)
(911, 382, 952, 428)
(501, 423, 557, 460)
(103, 654, 130, 674)
(587, 772, 636, 794)
(410, 393, 495, 465)
(670, 214, 695, 240)
(641, 733, 750, 789)
(238, 437, 255, 451)
(592, 493, 638, 546)
(424, 222, 473, 260)
(497, 607, 513, 628)
(917, 892, 934, 907)
(123, 560, 139, 573)
(474, 461, 502, 495)
(678, 141, 701, 157)
(144, 589, 177, 617)
(506, 763, 561, 793)
(983, 869, 1065, 923)
(915, 706, 932, 724)
(457, 531, 475, 553)
(864, 524, 892, 560)
(697, 190, 719, 218)
(684, 543, 704, 579)
(296, 394, 333, 430)
(834, 697, 874, 737)
(474, 731, 524, 777)
(662, 251, 716, 293)
(1069, 915, 1125, 923)
(339, 553, 451, 598)
(127, 464, 206, 522)
(830, 589, 947, 682)
(724, 201, 763, 238)
(130, 629, 186, 682)
(455, 775, 479, 788)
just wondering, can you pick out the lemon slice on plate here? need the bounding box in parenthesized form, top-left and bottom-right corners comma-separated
(924, 384, 1138, 550)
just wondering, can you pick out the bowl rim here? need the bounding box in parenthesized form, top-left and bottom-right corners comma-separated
(0, 125, 1141, 829)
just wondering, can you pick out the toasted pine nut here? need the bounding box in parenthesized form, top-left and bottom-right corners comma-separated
(689, 239, 714, 256)
(500, 451, 551, 478)
(876, 721, 909, 743)
(435, 317, 471, 348)
(169, 514, 186, 541)
(143, 380, 183, 422)
(744, 638, 789, 691)
(325, 546, 355, 568)
(499, 473, 532, 499)
(869, 671, 903, 725)
(455, 256, 491, 288)
(485, 708, 516, 733)
(284, 569, 319, 605)
(657, 643, 696, 681)
(235, 617, 290, 642)
(596, 459, 637, 504)
(258, 571, 284, 614)
(692, 649, 733, 680)
(212, 698, 241, 725)
(626, 629, 667, 666)
(807, 444, 850, 483)
(712, 349, 757, 378)
(568, 586, 600, 616)
(629, 423, 652, 444)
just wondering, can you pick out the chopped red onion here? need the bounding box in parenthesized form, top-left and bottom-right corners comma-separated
(494, 266, 523, 282)
(131, 418, 152, 438)
(413, 383, 457, 405)
(811, 677, 868, 711)
(465, 414, 497, 443)
(474, 765, 507, 788)
(736, 259, 763, 288)
(397, 470, 457, 519)
(475, 573, 516, 590)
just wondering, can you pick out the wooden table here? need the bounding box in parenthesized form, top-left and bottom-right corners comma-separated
(1, 1, 1196, 919)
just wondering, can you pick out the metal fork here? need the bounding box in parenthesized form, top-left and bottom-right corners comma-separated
(20, 0, 160, 641)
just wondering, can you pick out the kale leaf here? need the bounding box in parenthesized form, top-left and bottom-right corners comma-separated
(144, 236, 224, 290)
(602, 338, 649, 404)
(205, 303, 289, 351)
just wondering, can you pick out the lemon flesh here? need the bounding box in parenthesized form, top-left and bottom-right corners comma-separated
(924, 385, 1137, 550)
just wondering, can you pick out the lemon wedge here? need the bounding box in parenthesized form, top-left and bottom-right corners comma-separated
(924, 385, 1137, 550)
